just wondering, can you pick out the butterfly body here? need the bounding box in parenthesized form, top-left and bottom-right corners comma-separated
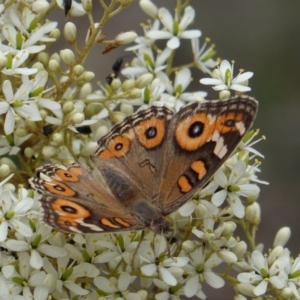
(29, 96, 258, 234)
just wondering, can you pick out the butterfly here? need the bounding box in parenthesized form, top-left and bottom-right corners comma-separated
(29, 96, 258, 234)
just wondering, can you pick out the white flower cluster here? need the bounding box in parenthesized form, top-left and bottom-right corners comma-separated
(0, 0, 297, 299)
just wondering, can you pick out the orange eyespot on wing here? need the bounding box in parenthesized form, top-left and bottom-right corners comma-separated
(215, 113, 244, 134)
(55, 166, 83, 182)
(175, 113, 215, 151)
(51, 199, 91, 218)
(43, 181, 76, 197)
(135, 117, 166, 149)
(99, 135, 132, 158)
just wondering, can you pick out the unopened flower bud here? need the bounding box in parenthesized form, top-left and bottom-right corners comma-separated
(50, 28, 60, 40)
(37, 52, 49, 66)
(0, 164, 10, 177)
(83, 71, 95, 82)
(120, 103, 134, 116)
(237, 283, 256, 297)
(48, 59, 60, 72)
(140, 0, 158, 18)
(115, 32, 137, 45)
(218, 249, 237, 264)
(94, 125, 109, 140)
(232, 241, 247, 259)
(129, 88, 141, 99)
(219, 90, 231, 100)
(79, 83, 92, 99)
(273, 227, 291, 247)
(31, 0, 50, 13)
(63, 101, 74, 114)
(50, 53, 60, 63)
(60, 49, 75, 66)
(72, 113, 84, 124)
(81, 142, 98, 156)
(135, 73, 154, 89)
(280, 287, 294, 299)
(222, 221, 237, 236)
(82, 0, 92, 12)
(4, 183, 15, 193)
(24, 147, 34, 159)
(32, 62, 44, 71)
(64, 22, 77, 44)
(0, 158, 15, 170)
(74, 64, 85, 76)
(245, 202, 261, 225)
(85, 103, 101, 118)
(52, 132, 64, 144)
(25, 120, 38, 132)
(137, 290, 148, 300)
(122, 79, 135, 91)
(15, 127, 28, 137)
(111, 78, 121, 91)
(110, 111, 126, 124)
(40, 109, 47, 119)
(268, 246, 284, 265)
(181, 240, 196, 253)
(42, 146, 56, 158)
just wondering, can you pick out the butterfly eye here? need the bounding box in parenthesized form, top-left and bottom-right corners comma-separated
(189, 121, 204, 138)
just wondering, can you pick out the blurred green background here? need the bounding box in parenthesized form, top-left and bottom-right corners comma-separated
(52, 0, 300, 261)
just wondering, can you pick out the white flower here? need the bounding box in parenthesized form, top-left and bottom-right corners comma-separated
(0, 187, 34, 242)
(0, 133, 32, 156)
(0, 79, 42, 135)
(122, 47, 172, 78)
(126, 20, 160, 52)
(147, 6, 201, 49)
(43, 256, 99, 297)
(2, 252, 47, 296)
(178, 181, 218, 217)
(1, 49, 38, 75)
(5, 222, 67, 269)
(1, 14, 57, 54)
(211, 160, 260, 218)
(200, 60, 253, 92)
(237, 129, 265, 159)
(153, 279, 183, 300)
(280, 248, 300, 299)
(94, 272, 140, 300)
(92, 232, 140, 267)
(192, 37, 216, 74)
(237, 250, 289, 296)
(24, 70, 61, 111)
(158, 68, 207, 110)
(184, 248, 224, 298)
(139, 235, 189, 286)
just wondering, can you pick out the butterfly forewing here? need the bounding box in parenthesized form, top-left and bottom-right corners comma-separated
(159, 96, 258, 215)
